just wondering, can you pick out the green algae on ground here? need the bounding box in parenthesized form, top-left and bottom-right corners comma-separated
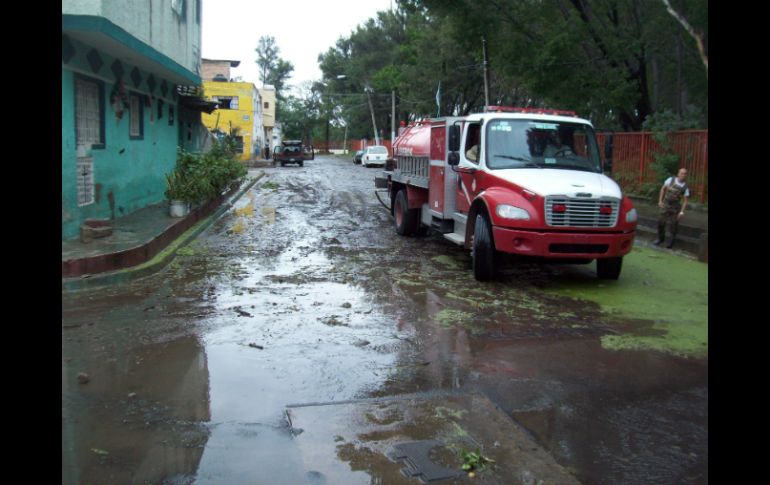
(601, 319, 708, 356)
(435, 406, 468, 420)
(432, 255, 465, 270)
(434, 308, 484, 335)
(545, 246, 707, 356)
(445, 292, 498, 310)
(436, 309, 473, 326)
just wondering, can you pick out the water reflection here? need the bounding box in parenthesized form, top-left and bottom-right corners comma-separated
(62, 335, 210, 484)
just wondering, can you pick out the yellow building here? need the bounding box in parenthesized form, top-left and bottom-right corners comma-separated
(201, 81, 264, 161)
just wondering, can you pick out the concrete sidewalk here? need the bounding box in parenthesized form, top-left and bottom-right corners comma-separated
(62, 171, 264, 290)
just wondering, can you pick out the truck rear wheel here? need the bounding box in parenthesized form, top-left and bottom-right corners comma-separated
(597, 257, 622, 280)
(473, 212, 496, 281)
(394, 189, 419, 236)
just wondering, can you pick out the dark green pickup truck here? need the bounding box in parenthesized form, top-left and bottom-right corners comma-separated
(273, 140, 313, 167)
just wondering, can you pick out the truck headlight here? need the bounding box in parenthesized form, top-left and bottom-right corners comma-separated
(625, 208, 638, 223)
(496, 204, 530, 220)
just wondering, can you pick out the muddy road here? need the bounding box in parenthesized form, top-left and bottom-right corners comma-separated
(62, 155, 708, 484)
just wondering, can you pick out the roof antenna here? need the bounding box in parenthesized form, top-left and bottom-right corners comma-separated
(482, 36, 490, 112)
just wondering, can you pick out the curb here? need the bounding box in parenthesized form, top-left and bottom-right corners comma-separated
(63, 172, 266, 292)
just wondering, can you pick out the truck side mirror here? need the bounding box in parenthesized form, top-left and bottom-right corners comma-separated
(604, 134, 613, 158)
(448, 152, 460, 166)
(604, 134, 614, 173)
(448, 125, 461, 152)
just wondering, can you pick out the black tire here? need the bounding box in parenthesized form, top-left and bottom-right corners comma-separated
(280, 161, 285, 167)
(394, 189, 419, 236)
(597, 257, 622, 280)
(299, 161, 304, 167)
(472, 212, 497, 281)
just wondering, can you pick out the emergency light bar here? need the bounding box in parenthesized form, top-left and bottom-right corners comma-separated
(486, 106, 577, 117)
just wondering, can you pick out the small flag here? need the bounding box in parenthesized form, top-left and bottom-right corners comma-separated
(436, 81, 441, 116)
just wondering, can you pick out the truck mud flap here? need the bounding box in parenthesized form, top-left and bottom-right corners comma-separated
(374, 174, 389, 189)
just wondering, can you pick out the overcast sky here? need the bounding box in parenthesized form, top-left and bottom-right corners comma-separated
(202, 0, 394, 92)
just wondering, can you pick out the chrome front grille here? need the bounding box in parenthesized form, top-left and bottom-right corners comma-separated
(545, 197, 619, 227)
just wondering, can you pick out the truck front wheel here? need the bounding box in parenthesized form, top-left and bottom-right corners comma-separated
(472, 212, 497, 281)
(597, 257, 622, 280)
(394, 189, 419, 236)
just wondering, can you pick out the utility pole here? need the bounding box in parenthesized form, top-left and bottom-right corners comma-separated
(325, 112, 330, 153)
(342, 122, 348, 154)
(482, 36, 490, 109)
(391, 89, 396, 146)
(365, 87, 380, 145)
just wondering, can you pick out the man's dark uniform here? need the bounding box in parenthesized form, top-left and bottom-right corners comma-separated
(656, 178, 688, 248)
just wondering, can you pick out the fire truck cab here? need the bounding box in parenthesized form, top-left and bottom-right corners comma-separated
(375, 107, 638, 281)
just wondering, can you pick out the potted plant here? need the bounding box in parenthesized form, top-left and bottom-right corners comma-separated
(165, 170, 192, 217)
(165, 143, 246, 217)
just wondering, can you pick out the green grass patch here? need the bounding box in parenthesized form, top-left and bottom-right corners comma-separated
(545, 246, 707, 356)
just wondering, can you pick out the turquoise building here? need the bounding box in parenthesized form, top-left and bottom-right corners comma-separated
(62, 1, 209, 240)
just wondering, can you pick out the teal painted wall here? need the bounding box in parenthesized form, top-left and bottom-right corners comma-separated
(62, 36, 181, 240)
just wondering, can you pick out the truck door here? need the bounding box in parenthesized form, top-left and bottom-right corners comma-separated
(454, 122, 481, 214)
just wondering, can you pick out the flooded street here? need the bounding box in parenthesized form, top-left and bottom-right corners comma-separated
(62, 155, 707, 484)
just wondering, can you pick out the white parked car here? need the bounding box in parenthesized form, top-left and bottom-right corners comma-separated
(362, 145, 389, 167)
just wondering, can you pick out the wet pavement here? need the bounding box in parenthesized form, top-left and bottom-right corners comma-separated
(62, 155, 708, 484)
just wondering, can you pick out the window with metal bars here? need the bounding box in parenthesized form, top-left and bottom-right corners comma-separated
(75, 75, 104, 148)
(212, 96, 239, 110)
(77, 157, 94, 206)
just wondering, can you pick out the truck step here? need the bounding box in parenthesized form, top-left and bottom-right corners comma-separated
(452, 213, 468, 224)
(430, 218, 454, 233)
(443, 232, 465, 246)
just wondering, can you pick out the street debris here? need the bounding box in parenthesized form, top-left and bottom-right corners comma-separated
(248, 343, 264, 349)
(319, 315, 347, 326)
(461, 449, 494, 474)
(341, 302, 352, 309)
(234, 307, 253, 317)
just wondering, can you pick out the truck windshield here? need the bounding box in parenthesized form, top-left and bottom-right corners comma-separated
(485, 119, 602, 173)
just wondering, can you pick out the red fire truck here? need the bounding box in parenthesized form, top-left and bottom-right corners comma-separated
(375, 107, 638, 280)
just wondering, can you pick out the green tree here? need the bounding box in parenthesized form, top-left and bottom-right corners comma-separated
(256, 36, 279, 86)
(403, 0, 707, 130)
(255, 36, 295, 117)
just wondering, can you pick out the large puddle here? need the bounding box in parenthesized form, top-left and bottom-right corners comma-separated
(63, 158, 707, 484)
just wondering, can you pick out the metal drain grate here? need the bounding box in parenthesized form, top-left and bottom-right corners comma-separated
(387, 440, 462, 483)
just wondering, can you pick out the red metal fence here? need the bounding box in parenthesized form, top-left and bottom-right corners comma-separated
(597, 130, 708, 203)
(313, 139, 393, 154)
(316, 130, 708, 203)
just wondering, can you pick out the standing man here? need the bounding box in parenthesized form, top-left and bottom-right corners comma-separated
(654, 167, 690, 248)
